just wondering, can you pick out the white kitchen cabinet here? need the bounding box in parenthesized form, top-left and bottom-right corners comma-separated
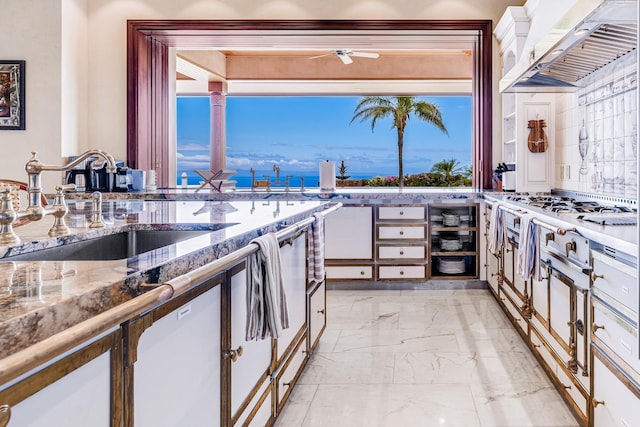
(275, 332, 308, 413)
(6, 338, 114, 427)
(325, 206, 372, 260)
(132, 279, 222, 427)
(227, 263, 274, 426)
(592, 347, 640, 427)
(277, 232, 308, 363)
(375, 205, 428, 281)
(325, 205, 373, 281)
(308, 280, 326, 351)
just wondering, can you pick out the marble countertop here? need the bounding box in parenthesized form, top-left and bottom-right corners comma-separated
(484, 194, 638, 256)
(0, 199, 328, 359)
(62, 187, 485, 203)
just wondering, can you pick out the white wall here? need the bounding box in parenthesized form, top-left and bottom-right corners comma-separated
(0, 1, 62, 190)
(2, 0, 523, 190)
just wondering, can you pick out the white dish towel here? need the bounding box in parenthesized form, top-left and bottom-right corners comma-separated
(308, 212, 325, 283)
(487, 202, 505, 255)
(246, 233, 289, 341)
(517, 214, 540, 281)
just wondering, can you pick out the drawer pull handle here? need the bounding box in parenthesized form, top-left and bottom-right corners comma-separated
(317, 309, 325, 315)
(532, 344, 540, 348)
(591, 272, 604, 282)
(561, 383, 572, 390)
(360, 271, 365, 276)
(399, 251, 405, 255)
(592, 323, 605, 332)
(592, 399, 605, 408)
(283, 381, 293, 387)
(545, 232, 554, 245)
(399, 211, 404, 215)
(224, 346, 244, 362)
(399, 270, 404, 275)
(0, 405, 11, 427)
(565, 241, 576, 257)
(399, 230, 404, 235)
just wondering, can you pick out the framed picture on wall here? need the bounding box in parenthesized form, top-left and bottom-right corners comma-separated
(0, 60, 25, 130)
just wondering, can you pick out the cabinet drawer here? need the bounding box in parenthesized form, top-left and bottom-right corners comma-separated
(377, 265, 426, 280)
(377, 245, 425, 260)
(592, 253, 638, 314)
(555, 360, 587, 418)
(592, 296, 639, 375)
(378, 206, 425, 220)
(593, 351, 640, 427)
(276, 334, 308, 410)
(377, 225, 425, 240)
(308, 281, 326, 351)
(325, 265, 373, 280)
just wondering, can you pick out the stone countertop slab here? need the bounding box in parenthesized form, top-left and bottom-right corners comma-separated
(0, 199, 327, 359)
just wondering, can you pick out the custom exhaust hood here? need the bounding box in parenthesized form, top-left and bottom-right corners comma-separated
(500, 0, 638, 93)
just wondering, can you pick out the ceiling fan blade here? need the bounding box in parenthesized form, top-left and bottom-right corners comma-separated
(350, 51, 379, 59)
(337, 53, 353, 64)
(308, 53, 333, 60)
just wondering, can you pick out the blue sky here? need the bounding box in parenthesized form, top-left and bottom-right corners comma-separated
(177, 96, 471, 178)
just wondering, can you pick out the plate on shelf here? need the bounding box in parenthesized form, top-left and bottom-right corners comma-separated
(437, 257, 466, 274)
(442, 213, 460, 227)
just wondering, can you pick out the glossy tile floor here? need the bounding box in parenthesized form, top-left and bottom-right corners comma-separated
(274, 289, 580, 427)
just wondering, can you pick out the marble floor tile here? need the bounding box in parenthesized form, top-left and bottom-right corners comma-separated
(272, 384, 317, 426)
(298, 384, 481, 427)
(470, 382, 579, 427)
(299, 352, 395, 385)
(273, 289, 577, 427)
(393, 351, 548, 384)
(333, 328, 459, 353)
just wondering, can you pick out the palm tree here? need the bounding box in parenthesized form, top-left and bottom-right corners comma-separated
(351, 96, 448, 187)
(431, 158, 464, 186)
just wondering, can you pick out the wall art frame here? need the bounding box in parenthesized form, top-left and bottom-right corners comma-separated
(0, 60, 25, 130)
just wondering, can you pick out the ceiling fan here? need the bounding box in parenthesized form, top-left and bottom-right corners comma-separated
(309, 49, 379, 65)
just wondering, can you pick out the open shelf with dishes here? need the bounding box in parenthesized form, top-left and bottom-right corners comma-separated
(428, 204, 478, 279)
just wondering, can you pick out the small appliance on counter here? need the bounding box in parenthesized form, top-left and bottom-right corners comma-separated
(65, 156, 124, 192)
(493, 163, 515, 192)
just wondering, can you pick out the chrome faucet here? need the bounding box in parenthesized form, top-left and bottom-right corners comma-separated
(0, 149, 116, 245)
(25, 150, 116, 221)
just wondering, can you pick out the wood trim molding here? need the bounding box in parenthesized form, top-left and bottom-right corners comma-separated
(127, 20, 493, 189)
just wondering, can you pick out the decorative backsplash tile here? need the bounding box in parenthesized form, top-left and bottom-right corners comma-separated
(555, 53, 638, 200)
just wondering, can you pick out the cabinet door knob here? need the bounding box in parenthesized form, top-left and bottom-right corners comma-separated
(0, 405, 10, 427)
(224, 346, 244, 362)
(399, 230, 404, 235)
(592, 399, 605, 408)
(399, 270, 404, 275)
(317, 309, 325, 315)
(591, 272, 604, 282)
(399, 250, 405, 255)
(360, 271, 365, 276)
(592, 323, 605, 332)
(399, 211, 404, 215)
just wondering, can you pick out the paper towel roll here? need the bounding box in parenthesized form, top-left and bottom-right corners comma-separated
(319, 160, 336, 192)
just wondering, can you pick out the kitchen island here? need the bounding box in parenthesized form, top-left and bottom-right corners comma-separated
(0, 198, 335, 427)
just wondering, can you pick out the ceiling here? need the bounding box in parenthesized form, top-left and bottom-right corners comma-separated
(174, 30, 477, 95)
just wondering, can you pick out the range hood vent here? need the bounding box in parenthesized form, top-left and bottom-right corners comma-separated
(501, 1, 638, 93)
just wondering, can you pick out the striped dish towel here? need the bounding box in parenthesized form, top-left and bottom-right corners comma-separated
(517, 215, 540, 281)
(308, 212, 325, 283)
(245, 233, 289, 341)
(487, 202, 505, 255)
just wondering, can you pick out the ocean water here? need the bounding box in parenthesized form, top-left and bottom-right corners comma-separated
(177, 172, 377, 188)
